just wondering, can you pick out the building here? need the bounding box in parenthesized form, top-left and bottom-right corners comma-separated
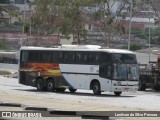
(0, 0, 10, 4)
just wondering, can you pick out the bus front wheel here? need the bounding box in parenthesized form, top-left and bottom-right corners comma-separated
(47, 79, 55, 92)
(92, 81, 101, 95)
(114, 92, 122, 96)
(36, 78, 45, 91)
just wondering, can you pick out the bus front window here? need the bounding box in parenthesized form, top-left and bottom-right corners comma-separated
(113, 64, 139, 81)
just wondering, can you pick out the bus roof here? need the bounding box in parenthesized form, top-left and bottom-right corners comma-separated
(20, 45, 135, 54)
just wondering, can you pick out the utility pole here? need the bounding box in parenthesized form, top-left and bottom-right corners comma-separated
(20, 0, 26, 46)
(148, 0, 151, 62)
(128, 0, 133, 50)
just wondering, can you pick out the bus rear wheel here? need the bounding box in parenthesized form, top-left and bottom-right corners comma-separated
(92, 81, 101, 95)
(36, 78, 45, 91)
(46, 79, 55, 92)
(69, 89, 77, 93)
(114, 92, 122, 96)
(138, 82, 146, 91)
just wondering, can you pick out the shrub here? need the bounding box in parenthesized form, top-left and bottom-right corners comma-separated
(121, 44, 141, 51)
(0, 70, 12, 75)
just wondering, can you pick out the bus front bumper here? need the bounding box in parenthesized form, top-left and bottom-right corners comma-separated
(111, 85, 138, 92)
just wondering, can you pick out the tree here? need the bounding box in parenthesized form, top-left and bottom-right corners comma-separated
(91, 0, 131, 47)
(32, 0, 91, 45)
(0, 6, 21, 25)
(61, 0, 90, 44)
(0, 40, 7, 50)
(33, 0, 148, 46)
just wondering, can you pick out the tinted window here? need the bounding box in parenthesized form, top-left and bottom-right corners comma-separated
(57, 52, 63, 63)
(63, 52, 75, 64)
(52, 51, 58, 63)
(100, 53, 111, 63)
(21, 51, 29, 62)
(40, 51, 52, 63)
(28, 51, 40, 62)
(76, 52, 88, 64)
(88, 52, 100, 64)
(99, 63, 112, 79)
(112, 54, 137, 63)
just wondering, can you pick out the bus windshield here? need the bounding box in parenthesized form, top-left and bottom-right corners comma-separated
(112, 53, 137, 63)
(113, 64, 139, 81)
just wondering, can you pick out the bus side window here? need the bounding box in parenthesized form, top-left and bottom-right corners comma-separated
(88, 52, 99, 65)
(57, 52, 63, 63)
(100, 53, 111, 64)
(21, 51, 29, 62)
(76, 52, 82, 64)
(52, 51, 58, 63)
(63, 52, 75, 64)
(40, 51, 52, 63)
(21, 51, 29, 67)
(99, 63, 112, 79)
(28, 51, 40, 62)
(76, 52, 88, 64)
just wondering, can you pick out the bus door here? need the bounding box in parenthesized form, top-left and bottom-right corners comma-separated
(99, 63, 112, 91)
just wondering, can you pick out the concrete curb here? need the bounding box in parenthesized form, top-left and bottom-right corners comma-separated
(81, 114, 109, 119)
(0, 102, 21, 107)
(50, 110, 77, 116)
(24, 107, 48, 111)
(0, 102, 109, 119)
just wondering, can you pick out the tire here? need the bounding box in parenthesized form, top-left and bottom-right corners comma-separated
(92, 81, 101, 95)
(56, 88, 66, 92)
(138, 83, 146, 91)
(114, 92, 122, 96)
(69, 89, 77, 93)
(36, 78, 45, 91)
(153, 85, 160, 91)
(46, 79, 55, 92)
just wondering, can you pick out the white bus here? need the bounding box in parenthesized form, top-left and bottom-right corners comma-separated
(19, 45, 139, 96)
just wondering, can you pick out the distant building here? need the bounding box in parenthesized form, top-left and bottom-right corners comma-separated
(123, 21, 145, 30)
(0, 0, 10, 4)
(14, 0, 31, 4)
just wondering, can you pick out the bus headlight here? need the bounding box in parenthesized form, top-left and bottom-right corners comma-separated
(113, 82, 121, 86)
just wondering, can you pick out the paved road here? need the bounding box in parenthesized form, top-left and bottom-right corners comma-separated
(0, 76, 160, 111)
(0, 76, 160, 120)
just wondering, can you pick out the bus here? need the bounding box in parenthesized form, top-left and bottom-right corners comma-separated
(19, 45, 139, 96)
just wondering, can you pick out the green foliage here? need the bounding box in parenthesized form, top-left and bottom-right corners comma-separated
(121, 44, 141, 51)
(121, 45, 128, 49)
(0, 70, 12, 75)
(130, 44, 141, 51)
(32, 0, 138, 46)
(0, 40, 7, 50)
(24, 23, 30, 33)
(145, 27, 160, 45)
(125, 27, 148, 40)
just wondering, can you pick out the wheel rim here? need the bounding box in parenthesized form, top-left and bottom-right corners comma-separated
(37, 82, 41, 89)
(93, 84, 98, 92)
(48, 82, 53, 89)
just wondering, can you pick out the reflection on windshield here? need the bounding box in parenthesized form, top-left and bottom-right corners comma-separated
(113, 64, 139, 81)
(112, 54, 137, 63)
